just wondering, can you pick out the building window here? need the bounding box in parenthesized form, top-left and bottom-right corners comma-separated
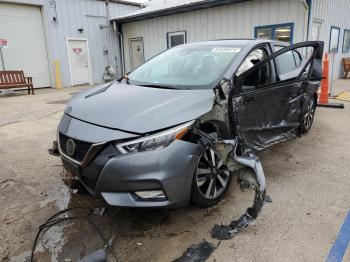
(167, 31, 186, 48)
(329, 26, 340, 53)
(342, 29, 350, 54)
(255, 23, 294, 43)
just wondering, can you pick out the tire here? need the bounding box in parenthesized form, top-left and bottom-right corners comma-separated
(301, 95, 317, 133)
(191, 145, 233, 207)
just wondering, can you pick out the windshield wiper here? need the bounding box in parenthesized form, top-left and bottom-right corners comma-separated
(139, 84, 177, 89)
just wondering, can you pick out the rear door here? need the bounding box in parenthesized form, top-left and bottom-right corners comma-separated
(231, 41, 324, 151)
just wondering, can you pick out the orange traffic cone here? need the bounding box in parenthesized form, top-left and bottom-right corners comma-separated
(319, 53, 329, 104)
(317, 53, 344, 108)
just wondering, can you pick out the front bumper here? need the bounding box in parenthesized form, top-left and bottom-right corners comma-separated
(58, 116, 202, 208)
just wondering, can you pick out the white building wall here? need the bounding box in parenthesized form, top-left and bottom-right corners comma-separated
(312, 0, 350, 79)
(122, 0, 308, 73)
(0, 0, 139, 87)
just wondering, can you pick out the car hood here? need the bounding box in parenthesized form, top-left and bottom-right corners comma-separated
(65, 82, 215, 134)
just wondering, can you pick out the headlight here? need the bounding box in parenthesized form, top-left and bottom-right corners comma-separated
(116, 121, 194, 153)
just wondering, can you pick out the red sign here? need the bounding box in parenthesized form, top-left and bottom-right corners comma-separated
(73, 47, 83, 54)
(0, 39, 7, 48)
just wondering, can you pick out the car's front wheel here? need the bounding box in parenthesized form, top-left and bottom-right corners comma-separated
(301, 96, 316, 133)
(191, 146, 232, 207)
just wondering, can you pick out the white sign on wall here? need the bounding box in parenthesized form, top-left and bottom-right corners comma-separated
(0, 39, 8, 49)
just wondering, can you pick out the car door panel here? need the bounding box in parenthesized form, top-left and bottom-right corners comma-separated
(231, 41, 324, 151)
(232, 81, 303, 150)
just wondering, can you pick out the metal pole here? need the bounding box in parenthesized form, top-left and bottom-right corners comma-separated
(0, 48, 5, 70)
(329, 52, 335, 96)
(106, 0, 111, 65)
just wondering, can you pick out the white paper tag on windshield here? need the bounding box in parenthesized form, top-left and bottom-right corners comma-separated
(212, 47, 241, 53)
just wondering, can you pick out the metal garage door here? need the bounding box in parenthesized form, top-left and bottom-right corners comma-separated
(0, 3, 51, 88)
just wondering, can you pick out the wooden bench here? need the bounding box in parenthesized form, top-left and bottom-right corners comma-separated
(0, 70, 34, 95)
(342, 58, 350, 79)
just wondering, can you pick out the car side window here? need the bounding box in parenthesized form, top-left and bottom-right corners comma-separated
(237, 48, 267, 76)
(276, 50, 301, 74)
(236, 47, 272, 92)
(274, 45, 303, 76)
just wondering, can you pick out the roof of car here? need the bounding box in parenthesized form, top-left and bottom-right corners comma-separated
(181, 39, 281, 46)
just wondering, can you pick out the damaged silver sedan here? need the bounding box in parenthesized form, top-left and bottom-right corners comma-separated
(58, 40, 323, 215)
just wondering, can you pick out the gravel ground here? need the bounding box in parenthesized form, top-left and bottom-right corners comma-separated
(0, 81, 349, 262)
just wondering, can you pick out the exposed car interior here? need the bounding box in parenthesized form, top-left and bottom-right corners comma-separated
(236, 47, 272, 92)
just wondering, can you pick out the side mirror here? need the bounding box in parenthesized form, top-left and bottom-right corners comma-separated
(117, 72, 131, 82)
(232, 74, 244, 95)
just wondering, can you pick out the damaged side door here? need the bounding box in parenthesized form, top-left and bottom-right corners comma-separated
(210, 42, 324, 240)
(231, 41, 324, 151)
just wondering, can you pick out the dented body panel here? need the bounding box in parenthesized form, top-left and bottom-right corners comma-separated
(228, 41, 323, 152)
(231, 80, 313, 150)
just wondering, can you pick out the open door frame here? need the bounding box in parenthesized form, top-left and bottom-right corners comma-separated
(233, 41, 324, 96)
(230, 41, 324, 151)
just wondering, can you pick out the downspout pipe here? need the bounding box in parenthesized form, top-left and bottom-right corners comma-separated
(116, 23, 125, 76)
(305, 0, 312, 41)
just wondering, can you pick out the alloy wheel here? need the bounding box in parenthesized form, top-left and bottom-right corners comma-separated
(195, 147, 230, 200)
(303, 98, 315, 130)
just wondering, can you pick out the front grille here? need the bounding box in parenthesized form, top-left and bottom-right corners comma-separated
(59, 133, 92, 162)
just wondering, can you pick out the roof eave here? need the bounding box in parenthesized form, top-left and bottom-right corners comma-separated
(97, 0, 143, 8)
(112, 0, 250, 23)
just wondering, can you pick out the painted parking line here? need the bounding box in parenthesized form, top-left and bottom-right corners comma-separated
(326, 210, 350, 262)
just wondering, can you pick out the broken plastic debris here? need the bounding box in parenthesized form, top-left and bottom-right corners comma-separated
(173, 240, 215, 262)
(212, 212, 254, 240)
(194, 129, 268, 241)
(48, 140, 59, 156)
(92, 207, 106, 216)
(264, 195, 272, 203)
(211, 146, 267, 240)
(211, 188, 265, 241)
(108, 235, 115, 248)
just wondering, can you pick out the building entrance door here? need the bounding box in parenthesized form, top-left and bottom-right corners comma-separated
(67, 39, 91, 86)
(129, 38, 144, 70)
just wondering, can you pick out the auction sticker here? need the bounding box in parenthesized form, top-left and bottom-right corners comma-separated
(212, 47, 241, 53)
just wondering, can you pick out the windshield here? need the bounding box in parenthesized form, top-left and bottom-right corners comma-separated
(128, 45, 242, 89)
